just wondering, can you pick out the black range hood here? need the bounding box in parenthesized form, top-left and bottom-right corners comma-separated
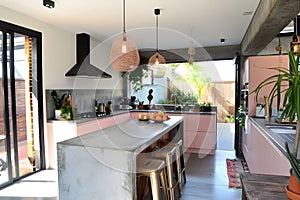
(65, 33, 112, 78)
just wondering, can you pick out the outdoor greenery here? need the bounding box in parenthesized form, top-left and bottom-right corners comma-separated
(224, 115, 235, 123)
(180, 63, 211, 103)
(236, 105, 248, 127)
(126, 64, 148, 93)
(170, 87, 198, 105)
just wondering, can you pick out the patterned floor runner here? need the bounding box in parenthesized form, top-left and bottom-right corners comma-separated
(226, 158, 249, 188)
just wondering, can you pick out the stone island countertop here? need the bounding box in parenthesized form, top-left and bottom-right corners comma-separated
(57, 116, 184, 200)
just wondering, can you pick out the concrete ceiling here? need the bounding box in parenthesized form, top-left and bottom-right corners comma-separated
(0, 0, 261, 50)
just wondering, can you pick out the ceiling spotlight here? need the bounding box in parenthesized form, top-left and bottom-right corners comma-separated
(43, 0, 55, 9)
(220, 38, 225, 44)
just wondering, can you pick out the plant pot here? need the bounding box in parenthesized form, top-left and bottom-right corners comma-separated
(288, 169, 300, 196)
(55, 109, 62, 119)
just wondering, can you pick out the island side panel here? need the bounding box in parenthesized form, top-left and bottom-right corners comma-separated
(57, 144, 136, 200)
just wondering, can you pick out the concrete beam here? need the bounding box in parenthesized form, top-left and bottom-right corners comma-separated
(241, 0, 300, 55)
(139, 45, 240, 64)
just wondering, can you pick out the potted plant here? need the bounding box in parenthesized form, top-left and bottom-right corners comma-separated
(199, 102, 211, 112)
(285, 142, 300, 196)
(236, 105, 248, 127)
(252, 51, 300, 197)
(51, 90, 67, 119)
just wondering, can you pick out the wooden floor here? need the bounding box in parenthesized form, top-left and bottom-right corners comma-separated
(0, 123, 242, 199)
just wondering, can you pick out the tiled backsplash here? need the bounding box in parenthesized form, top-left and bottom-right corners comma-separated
(45, 89, 123, 119)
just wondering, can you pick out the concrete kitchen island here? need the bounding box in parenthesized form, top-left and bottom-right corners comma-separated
(57, 116, 183, 200)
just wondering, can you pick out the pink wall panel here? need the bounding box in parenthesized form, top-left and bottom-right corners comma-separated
(248, 55, 288, 116)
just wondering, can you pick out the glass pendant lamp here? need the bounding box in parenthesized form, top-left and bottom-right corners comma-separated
(110, 0, 140, 72)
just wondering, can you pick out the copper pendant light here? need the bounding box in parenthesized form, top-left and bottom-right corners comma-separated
(291, 15, 300, 54)
(110, 0, 140, 72)
(148, 9, 166, 66)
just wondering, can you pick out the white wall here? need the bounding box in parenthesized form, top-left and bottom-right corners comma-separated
(1, 6, 123, 169)
(0, 6, 122, 90)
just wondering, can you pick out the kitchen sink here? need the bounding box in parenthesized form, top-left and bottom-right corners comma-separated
(265, 124, 296, 142)
(265, 124, 296, 133)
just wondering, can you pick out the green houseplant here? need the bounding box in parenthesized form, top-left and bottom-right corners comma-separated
(252, 51, 300, 196)
(51, 90, 74, 119)
(51, 90, 67, 119)
(252, 51, 300, 155)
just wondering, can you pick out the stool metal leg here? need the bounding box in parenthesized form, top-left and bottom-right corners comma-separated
(149, 171, 161, 200)
(166, 155, 175, 200)
(174, 145, 182, 196)
(160, 168, 168, 200)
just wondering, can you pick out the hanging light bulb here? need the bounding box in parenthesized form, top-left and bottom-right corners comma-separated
(148, 8, 166, 79)
(148, 9, 166, 66)
(291, 15, 300, 54)
(275, 33, 282, 55)
(121, 33, 127, 53)
(110, 0, 140, 72)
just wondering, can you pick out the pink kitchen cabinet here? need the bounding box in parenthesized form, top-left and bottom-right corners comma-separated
(247, 55, 288, 116)
(185, 114, 217, 155)
(47, 113, 132, 169)
(243, 120, 290, 176)
(130, 111, 217, 155)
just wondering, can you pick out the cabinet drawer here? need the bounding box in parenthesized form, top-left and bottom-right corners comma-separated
(189, 131, 216, 150)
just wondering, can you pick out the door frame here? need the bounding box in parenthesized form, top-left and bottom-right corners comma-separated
(0, 20, 45, 187)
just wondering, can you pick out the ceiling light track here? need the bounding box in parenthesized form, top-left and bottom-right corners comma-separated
(43, 0, 55, 9)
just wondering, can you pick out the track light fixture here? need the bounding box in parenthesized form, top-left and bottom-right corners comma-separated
(43, 0, 55, 9)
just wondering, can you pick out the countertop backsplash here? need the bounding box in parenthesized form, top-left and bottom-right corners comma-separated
(45, 89, 123, 120)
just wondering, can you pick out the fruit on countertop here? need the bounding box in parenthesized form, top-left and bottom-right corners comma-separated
(149, 111, 169, 121)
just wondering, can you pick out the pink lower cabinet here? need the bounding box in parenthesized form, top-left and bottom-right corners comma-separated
(243, 120, 290, 176)
(184, 114, 217, 154)
(130, 111, 217, 154)
(168, 113, 217, 154)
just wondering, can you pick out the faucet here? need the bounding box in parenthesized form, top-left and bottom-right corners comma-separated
(170, 94, 177, 110)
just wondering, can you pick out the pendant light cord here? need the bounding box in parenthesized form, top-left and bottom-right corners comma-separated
(123, 0, 126, 33)
(156, 13, 159, 53)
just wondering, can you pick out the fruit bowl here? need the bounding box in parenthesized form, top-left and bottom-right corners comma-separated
(149, 117, 170, 123)
(149, 111, 169, 122)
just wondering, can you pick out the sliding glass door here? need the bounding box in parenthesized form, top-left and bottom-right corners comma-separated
(0, 21, 44, 187)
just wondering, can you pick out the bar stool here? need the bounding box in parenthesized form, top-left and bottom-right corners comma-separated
(173, 140, 186, 183)
(137, 157, 168, 200)
(167, 139, 186, 196)
(150, 145, 179, 200)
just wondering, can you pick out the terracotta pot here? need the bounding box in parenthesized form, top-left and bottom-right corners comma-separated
(288, 169, 300, 195)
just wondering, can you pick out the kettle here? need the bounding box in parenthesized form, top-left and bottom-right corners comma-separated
(256, 103, 265, 117)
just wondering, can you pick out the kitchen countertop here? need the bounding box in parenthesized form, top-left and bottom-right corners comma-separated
(58, 115, 183, 153)
(130, 109, 216, 115)
(47, 109, 216, 124)
(249, 117, 298, 158)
